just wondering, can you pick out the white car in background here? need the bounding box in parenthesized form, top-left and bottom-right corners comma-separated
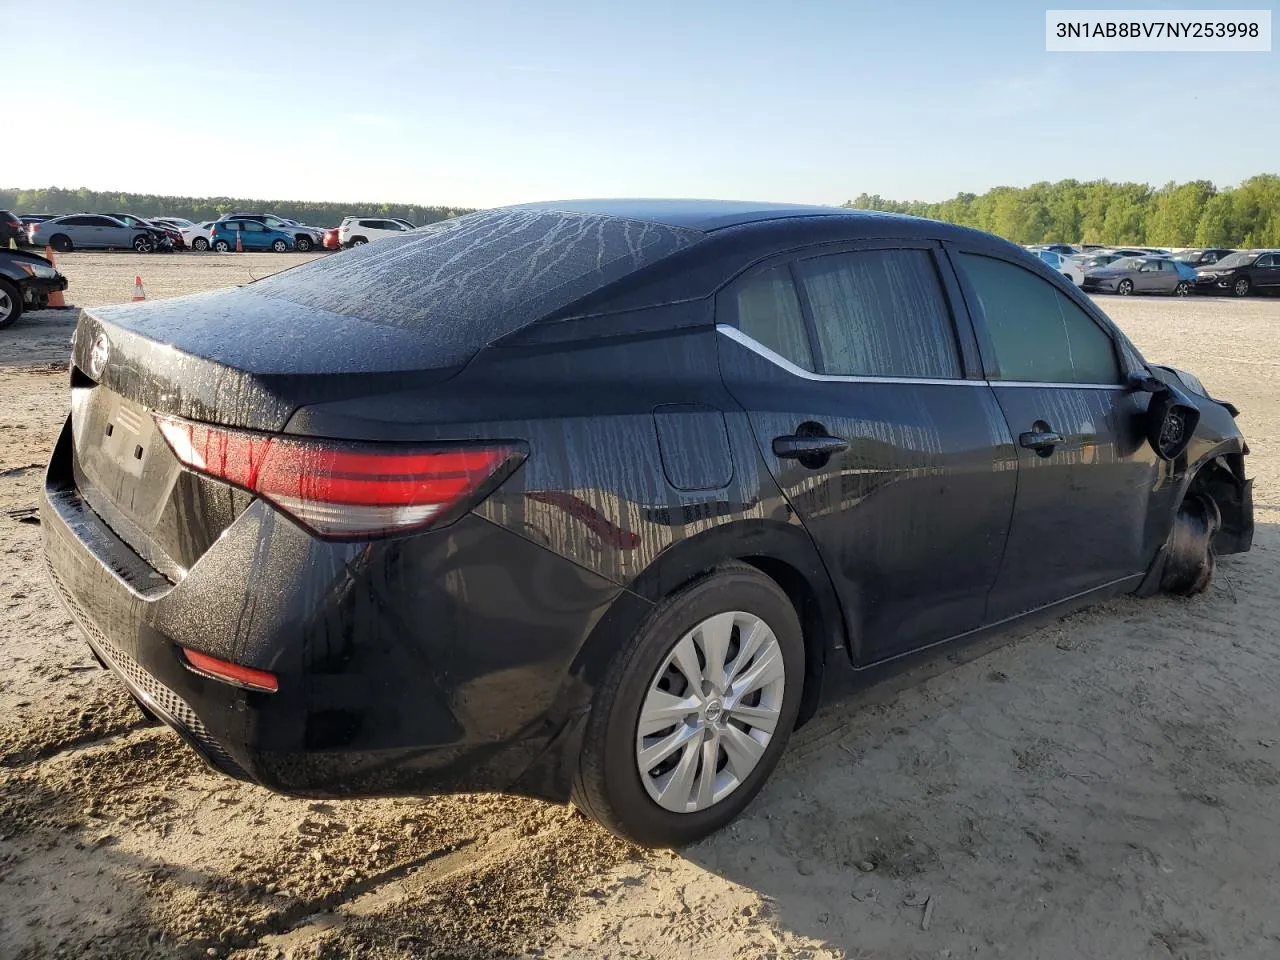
(182, 221, 217, 251)
(1035, 248, 1084, 286)
(338, 216, 411, 247)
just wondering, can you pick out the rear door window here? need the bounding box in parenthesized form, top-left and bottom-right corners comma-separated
(958, 253, 1122, 384)
(795, 249, 963, 379)
(734, 266, 814, 371)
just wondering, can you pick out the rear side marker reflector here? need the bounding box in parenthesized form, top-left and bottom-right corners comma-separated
(181, 648, 279, 692)
(154, 415, 524, 540)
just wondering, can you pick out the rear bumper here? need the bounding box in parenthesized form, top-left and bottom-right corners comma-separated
(40, 416, 629, 801)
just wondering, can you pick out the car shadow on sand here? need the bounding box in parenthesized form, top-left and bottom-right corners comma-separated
(679, 521, 1280, 959)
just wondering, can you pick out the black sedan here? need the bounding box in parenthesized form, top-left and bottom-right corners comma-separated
(0, 248, 68, 328)
(1193, 249, 1280, 297)
(41, 201, 1254, 846)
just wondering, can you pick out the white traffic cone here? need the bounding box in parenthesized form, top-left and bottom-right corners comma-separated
(132, 276, 146, 302)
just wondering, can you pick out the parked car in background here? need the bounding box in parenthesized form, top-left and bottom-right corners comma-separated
(322, 227, 341, 250)
(1193, 250, 1280, 297)
(31, 215, 160, 252)
(338, 216, 411, 246)
(216, 213, 322, 251)
(154, 217, 195, 230)
(0, 248, 68, 327)
(209, 218, 294, 252)
(1, 210, 24, 247)
(19, 214, 57, 236)
(145, 219, 184, 251)
(1082, 256, 1197, 296)
(1034, 249, 1084, 285)
(41, 200, 1253, 847)
(182, 221, 217, 251)
(1029, 243, 1079, 256)
(1173, 248, 1235, 268)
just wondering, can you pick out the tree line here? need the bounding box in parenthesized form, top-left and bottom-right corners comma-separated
(845, 174, 1280, 248)
(0, 187, 474, 230)
(7, 176, 1279, 247)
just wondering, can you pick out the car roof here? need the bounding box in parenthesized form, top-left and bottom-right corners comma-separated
(503, 198, 895, 233)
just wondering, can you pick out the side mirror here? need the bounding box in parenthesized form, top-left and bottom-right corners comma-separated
(1130, 376, 1199, 461)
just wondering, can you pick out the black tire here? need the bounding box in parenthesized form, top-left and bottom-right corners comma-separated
(571, 565, 805, 847)
(192, 237, 209, 251)
(133, 234, 154, 253)
(1160, 494, 1221, 596)
(1233, 276, 1251, 297)
(271, 239, 289, 252)
(50, 234, 73, 253)
(294, 235, 313, 252)
(349, 236, 368, 246)
(0, 279, 22, 330)
(213, 239, 230, 253)
(1174, 281, 1191, 296)
(1117, 278, 1133, 296)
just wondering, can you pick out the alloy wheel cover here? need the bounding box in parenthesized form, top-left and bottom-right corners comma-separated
(635, 611, 786, 813)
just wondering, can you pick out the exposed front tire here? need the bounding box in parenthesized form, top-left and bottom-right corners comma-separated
(1117, 278, 1133, 296)
(133, 234, 154, 253)
(192, 237, 209, 251)
(50, 234, 73, 253)
(1233, 277, 1251, 297)
(213, 239, 230, 252)
(1160, 494, 1221, 596)
(294, 235, 313, 252)
(1174, 281, 1191, 296)
(0, 279, 22, 329)
(272, 239, 289, 252)
(571, 566, 805, 847)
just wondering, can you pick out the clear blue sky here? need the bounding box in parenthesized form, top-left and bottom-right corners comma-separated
(5, 0, 1276, 207)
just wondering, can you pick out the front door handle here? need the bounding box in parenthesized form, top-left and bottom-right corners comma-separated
(772, 434, 848, 459)
(1019, 429, 1064, 452)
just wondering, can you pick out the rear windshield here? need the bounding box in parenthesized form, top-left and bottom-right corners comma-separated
(249, 208, 700, 361)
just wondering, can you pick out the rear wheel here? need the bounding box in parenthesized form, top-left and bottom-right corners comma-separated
(571, 566, 805, 847)
(0, 280, 21, 329)
(1233, 277, 1251, 297)
(349, 236, 368, 246)
(271, 239, 289, 252)
(192, 237, 209, 251)
(50, 234, 72, 253)
(294, 235, 313, 252)
(213, 239, 230, 253)
(1117, 278, 1134, 296)
(1174, 281, 1191, 296)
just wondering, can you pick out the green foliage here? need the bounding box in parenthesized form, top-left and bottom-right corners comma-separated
(844, 175, 1280, 247)
(0, 186, 474, 230)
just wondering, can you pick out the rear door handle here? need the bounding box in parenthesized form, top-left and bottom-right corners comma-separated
(772, 434, 848, 459)
(1019, 430, 1064, 451)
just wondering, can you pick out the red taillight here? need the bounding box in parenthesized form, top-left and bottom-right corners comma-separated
(154, 415, 523, 540)
(182, 647, 279, 692)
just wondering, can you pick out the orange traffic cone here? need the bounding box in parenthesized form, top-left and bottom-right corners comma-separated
(235, 232, 243, 253)
(43, 246, 66, 308)
(132, 276, 146, 302)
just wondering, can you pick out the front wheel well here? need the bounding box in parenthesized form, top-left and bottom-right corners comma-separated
(1188, 451, 1251, 555)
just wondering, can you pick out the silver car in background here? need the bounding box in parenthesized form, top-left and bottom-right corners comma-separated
(1081, 255, 1197, 296)
(30, 215, 159, 253)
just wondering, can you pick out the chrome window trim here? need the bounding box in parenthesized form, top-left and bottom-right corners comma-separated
(716, 324, 986, 387)
(717, 325, 1127, 391)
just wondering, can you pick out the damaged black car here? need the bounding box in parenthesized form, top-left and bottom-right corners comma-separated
(41, 201, 1253, 847)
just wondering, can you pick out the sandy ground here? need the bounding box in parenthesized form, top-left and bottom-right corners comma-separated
(1, 253, 1278, 960)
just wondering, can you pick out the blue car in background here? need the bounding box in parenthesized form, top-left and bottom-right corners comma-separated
(209, 218, 295, 252)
